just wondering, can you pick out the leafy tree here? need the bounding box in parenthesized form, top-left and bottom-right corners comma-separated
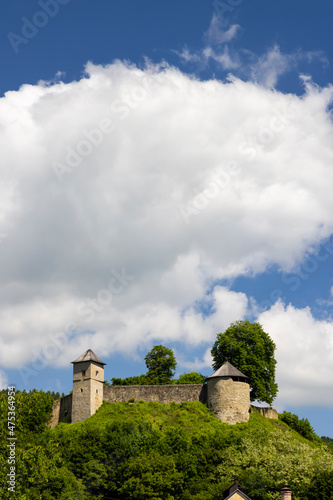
(216, 423, 333, 500)
(118, 451, 184, 499)
(109, 346, 177, 385)
(174, 372, 206, 384)
(305, 470, 333, 500)
(145, 345, 177, 384)
(111, 374, 149, 386)
(14, 390, 55, 434)
(322, 436, 333, 446)
(211, 320, 278, 404)
(280, 412, 321, 443)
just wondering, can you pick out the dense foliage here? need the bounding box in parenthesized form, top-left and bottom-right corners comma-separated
(111, 374, 150, 385)
(112, 371, 206, 386)
(110, 345, 204, 386)
(144, 345, 177, 384)
(306, 471, 333, 500)
(280, 411, 321, 443)
(211, 321, 278, 404)
(322, 436, 333, 446)
(1, 390, 333, 499)
(0, 389, 86, 499)
(173, 371, 206, 384)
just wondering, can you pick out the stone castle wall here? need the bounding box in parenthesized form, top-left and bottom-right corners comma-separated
(103, 383, 207, 404)
(49, 380, 278, 427)
(49, 384, 207, 426)
(207, 377, 250, 424)
(251, 405, 278, 420)
(49, 394, 72, 428)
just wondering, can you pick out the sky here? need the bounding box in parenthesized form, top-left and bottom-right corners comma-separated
(1, 0, 333, 437)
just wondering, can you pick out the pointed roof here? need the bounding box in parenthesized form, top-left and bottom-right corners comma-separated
(224, 488, 252, 500)
(224, 481, 252, 500)
(71, 349, 106, 365)
(207, 361, 249, 380)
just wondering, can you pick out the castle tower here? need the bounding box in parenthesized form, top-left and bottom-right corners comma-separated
(71, 349, 106, 423)
(207, 361, 250, 424)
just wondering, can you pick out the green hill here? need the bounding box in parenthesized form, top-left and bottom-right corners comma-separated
(1, 394, 333, 499)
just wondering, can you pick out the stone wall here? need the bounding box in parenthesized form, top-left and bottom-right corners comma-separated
(251, 405, 278, 420)
(104, 383, 207, 404)
(207, 377, 250, 424)
(49, 382, 279, 427)
(49, 394, 72, 428)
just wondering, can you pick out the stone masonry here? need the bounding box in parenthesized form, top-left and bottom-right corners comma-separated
(103, 383, 207, 404)
(71, 350, 105, 423)
(207, 377, 250, 424)
(49, 350, 277, 426)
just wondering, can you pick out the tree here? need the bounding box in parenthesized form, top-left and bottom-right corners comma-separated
(111, 374, 148, 386)
(211, 320, 278, 404)
(306, 471, 333, 500)
(174, 372, 206, 384)
(280, 411, 321, 443)
(145, 345, 177, 384)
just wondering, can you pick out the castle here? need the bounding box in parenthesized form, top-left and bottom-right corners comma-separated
(49, 349, 278, 427)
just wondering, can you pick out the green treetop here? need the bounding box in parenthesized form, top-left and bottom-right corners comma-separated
(211, 320, 278, 404)
(145, 344, 177, 384)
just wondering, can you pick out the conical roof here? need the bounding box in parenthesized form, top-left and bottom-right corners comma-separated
(71, 349, 106, 365)
(207, 361, 248, 380)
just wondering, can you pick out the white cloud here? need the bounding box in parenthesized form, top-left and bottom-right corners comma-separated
(249, 45, 328, 88)
(259, 301, 333, 408)
(202, 46, 239, 69)
(1, 61, 333, 380)
(204, 14, 240, 45)
(175, 46, 239, 70)
(250, 45, 292, 88)
(177, 347, 213, 374)
(174, 47, 203, 64)
(177, 16, 327, 89)
(177, 43, 327, 87)
(0, 370, 8, 389)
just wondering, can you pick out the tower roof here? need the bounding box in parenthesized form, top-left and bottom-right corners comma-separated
(71, 349, 106, 365)
(207, 361, 249, 380)
(224, 481, 252, 500)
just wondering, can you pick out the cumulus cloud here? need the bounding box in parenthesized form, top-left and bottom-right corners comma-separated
(1, 60, 333, 404)
(259, 301, 333, 408)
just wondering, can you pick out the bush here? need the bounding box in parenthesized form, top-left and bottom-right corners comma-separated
(174, 372, 206, 384)
(279, 411, 321, 442)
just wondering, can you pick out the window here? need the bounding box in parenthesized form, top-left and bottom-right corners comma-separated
(80, 388, 83, 393)
(96, 389, 98, 393)
(96, 371, 99, 377)
(81, 370, 86, 376)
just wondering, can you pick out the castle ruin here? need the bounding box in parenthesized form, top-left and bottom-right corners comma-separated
(49, 349, 277, 427)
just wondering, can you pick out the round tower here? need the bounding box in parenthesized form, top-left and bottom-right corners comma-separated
(207, 361, 250, 424)
(71, 349, 106, 423)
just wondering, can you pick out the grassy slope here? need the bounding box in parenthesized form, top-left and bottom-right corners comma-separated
(54, 399, 319, 446)
(49, 401, 333, 500)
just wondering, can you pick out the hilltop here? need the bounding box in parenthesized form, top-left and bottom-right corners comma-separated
(51, 401, 333, 500)
(1, 392, 332, 499)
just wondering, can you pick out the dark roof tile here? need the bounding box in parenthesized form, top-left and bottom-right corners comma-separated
(207, 361, 248, 380)
(71, 349, 106, 365)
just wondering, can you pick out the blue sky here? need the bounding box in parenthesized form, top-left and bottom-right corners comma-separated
(1, 0, 333, 437)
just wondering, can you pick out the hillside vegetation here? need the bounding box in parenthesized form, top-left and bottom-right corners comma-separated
(1, 392, 333, 499)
